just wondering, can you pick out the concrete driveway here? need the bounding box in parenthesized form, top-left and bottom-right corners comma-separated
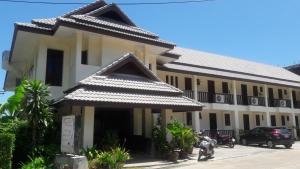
(173, 142, 300, 169)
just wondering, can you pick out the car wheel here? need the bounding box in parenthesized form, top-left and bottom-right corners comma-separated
(267, 140, 275, 148)
(285, 144, 292, 149)
(241, 138, 247, 146)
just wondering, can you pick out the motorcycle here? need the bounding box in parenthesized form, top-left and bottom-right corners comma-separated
(198, 135, 216, 161)
(216, 132, 236, 148)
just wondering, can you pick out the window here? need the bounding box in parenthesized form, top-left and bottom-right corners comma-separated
(166, 75, 169, 84)
(170, 76, 174, 85)
(46, 49, 63, 86)
(253, 86, 258, 97)
(281, 115, 286, 126)
(222, 82, 229, 94)
(186, 112, 192, 126)
(255, 114, 261, 126)
(149, 64, 152, 70)
(175, 76, 178, 88)
(278, 89, 283, 99)
(284, 90, 287, 95)
(224, 114, 230, 126)
(185, 77, 192, 90)
(271, 115, 276, 126)
(81, 50, 88, 65)
(287, 116, 289, 121)
(260, 87, 263, 92)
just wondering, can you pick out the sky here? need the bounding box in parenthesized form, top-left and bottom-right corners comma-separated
(1, 0, 300, 103)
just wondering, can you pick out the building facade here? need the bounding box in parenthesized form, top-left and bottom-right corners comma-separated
(2, 0, 300, 151)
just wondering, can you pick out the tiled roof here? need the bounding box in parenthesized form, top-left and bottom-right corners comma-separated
(57, 53, 203, 110)
(80, 74, 182, 94)
(14, 1, 174, 48)
(162, 47, 300, 88)
(64, 88, 202, 109)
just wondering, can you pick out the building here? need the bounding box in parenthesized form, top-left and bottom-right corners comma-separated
(2, 0, 300, 151)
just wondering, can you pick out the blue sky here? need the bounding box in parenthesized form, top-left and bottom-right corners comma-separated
(1, 0, 300, 103)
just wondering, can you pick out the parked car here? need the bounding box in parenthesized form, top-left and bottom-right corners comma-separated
(240, 127, 294, 148)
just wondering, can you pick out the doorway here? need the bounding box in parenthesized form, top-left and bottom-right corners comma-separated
(185, 77, 192, 90)
(209, 113, 217, 130)
(243, 114, 250, 131)
(268, 88, 274, 107)
(208, 81, 215, 103)
(241, 84, 248, 105)
(271, 115, 276, 126)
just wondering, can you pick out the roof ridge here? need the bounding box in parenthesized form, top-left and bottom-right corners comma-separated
(62, 0, 107, 17)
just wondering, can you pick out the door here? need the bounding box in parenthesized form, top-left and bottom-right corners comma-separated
(208, 80, 215, 103)
(271, 115, 276, 126)
(243, 114, 250, 131)
(278, 89, 283, 99)
(253, 86, 258, 97)
(295, 116, 299, 129)
(268, 88, 274, 107)
(241, 84, 248, 105)
(292, 91, 297, 107)
(222, 82, 229, 94)
(185, 77, 192, 90)
(209, 113, 217, 130)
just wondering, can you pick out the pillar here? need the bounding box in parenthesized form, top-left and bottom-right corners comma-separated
(264, 84, 271, 127)
(192, 75, 200, 132)
(83, 106, 95, 149)
(133, 108, 143, 136)
(161, 109, 173, 142)
(144, 108, 152, 138)
(232, 80, 239, 137)
(289, 88, 297, 138)
(75, 31, 82, 83)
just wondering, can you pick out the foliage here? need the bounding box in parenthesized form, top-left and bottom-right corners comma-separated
(0, 81, 25, 119)
(81, 145, 99, 161)
(0, 133, 15, 169)
(166, 121, 197, 153)
(30, 144, 60, 166)
(88, 147, 131, 169)
(152, 127, 171, 155)
(21, 80, 53, 145)
(100, 131, 120, 150)
(0, 120, 33, 168)
(21, 157, 47, 169)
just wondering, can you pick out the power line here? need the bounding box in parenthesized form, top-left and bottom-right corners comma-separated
(0, 0, 215, 5)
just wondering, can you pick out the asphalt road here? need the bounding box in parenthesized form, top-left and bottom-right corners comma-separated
(174, 142, 300, 169)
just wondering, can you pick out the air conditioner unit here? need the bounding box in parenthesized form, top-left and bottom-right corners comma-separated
(215, 94, 225, 103)
(250, 97, 259, 106)
(280, 100, 286, 107)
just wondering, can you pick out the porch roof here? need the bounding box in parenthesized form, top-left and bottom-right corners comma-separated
(55, 53, 203, 111)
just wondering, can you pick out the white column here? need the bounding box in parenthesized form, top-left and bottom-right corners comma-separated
(264, 84, 271, 126)
(83, 106, 95, 149)
(289, 88, 297, 138)
(75, 31, 82, 82)
(161, 109, 173, 142)
(192, 75, 200, 132)
(233, 80, 240, 138)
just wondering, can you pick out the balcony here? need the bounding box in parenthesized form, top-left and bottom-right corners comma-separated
(198, 92, 233, 104)
(269, 99, 291, 108)
(183, 90, 194, 99)
(237, 95, 265, 106)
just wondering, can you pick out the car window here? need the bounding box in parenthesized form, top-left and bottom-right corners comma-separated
(250, 128, 259, 134)
(279, 128, 290, 134)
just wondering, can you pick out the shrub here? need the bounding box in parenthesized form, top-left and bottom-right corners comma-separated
(0, 133, 15, 169)
(21, 157, 46, 169)
(152, 127, 171, 157)
(88, 147, 130, 169)
(81, 145, 99, 161)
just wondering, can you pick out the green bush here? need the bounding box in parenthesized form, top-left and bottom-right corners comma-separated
(89, 147, 130, 169)
(0, 133, 15, 169)
(21, 157, 46, 169)
(152, 127, 171, 157)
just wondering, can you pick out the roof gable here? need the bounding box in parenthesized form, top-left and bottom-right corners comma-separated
(87, 4, 136, 26)
(96, 53, 159, 81)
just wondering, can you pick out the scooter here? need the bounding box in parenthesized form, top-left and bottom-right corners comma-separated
(198, 134, 216, 161)
(216, 132, 236, 148)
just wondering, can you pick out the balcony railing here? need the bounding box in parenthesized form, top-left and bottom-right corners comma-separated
(197, 92, 233, 104)
(294, 101, 300, 109)
(237, 95, 265, 106)
(183, 90, 194, 99)
(269, 99, 291, 108)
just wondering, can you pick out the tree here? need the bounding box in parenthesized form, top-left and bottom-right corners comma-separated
(21, 80, 53, 145)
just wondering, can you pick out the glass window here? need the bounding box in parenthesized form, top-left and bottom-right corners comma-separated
(222, 82, 229, 94)
(81, 50, 88, 65)
(186, 112, 192, 126)
(166, 75, 169, 84)
(281, 115, 286, 126)
(271, 115, 276, 126)
(46, 49, 63, 86)
(170, 76, 174, 86)
(256, 114, 260, 126)
(224, 114, 230, 126)
(175, 76, 178, 88)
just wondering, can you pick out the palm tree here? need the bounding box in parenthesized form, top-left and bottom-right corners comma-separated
(21, 80, 53, 145)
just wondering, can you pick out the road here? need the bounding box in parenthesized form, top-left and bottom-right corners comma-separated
(173, 142, 300, 169)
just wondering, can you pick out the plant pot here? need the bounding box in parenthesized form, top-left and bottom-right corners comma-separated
(187, 147, 193, 154)
(168, 151, 179, 162)
(179, 150, 188, 159)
